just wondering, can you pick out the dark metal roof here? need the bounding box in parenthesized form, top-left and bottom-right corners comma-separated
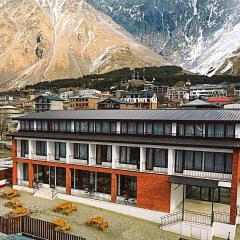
(14, 109, 240, 122)
(9, 131, 239, 148)
(169, 176, 219, 188)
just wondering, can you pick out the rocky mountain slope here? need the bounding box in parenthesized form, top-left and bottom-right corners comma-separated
(90, 0, 240, 76)
(0, 0, 168, 90)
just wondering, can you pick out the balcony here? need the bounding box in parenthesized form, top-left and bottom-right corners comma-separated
(31, 152, 47, 161)
(16, 151, 29, 159)
(115, 159, 140, 171)
(172, 165, 232, 181)
(48, 153, 66, 163)
(69, 155, 88, 165)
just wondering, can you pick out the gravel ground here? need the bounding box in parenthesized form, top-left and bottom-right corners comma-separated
(0, 189, 196, 240)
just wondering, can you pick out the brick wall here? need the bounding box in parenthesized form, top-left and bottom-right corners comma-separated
(137, 174, 171, 212)
(230, 148, 240, 225)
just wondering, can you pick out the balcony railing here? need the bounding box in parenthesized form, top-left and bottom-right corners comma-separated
(160, 210, 230, 228)
(31, 152, 47, 161)
(48, 153, 66, 162)
(16, 151, 29, 159)
(115, 159, 140, 171)
(173, 165, 232, 181)
(69, 155, 89, 165)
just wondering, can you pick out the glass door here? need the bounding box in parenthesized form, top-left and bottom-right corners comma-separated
(50, 166, 55, 188)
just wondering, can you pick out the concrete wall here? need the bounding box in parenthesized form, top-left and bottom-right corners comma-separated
(170, 184, 183, 212)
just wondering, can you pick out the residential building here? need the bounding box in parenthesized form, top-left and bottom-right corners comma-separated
(10, 109, 240, 239)
(0, 95, 14, 106)
(207, 97, 234, 106)
(183, 99, 218, 109)
(234, 83, 240, 97)
(69, 96, 100, 110)
(60, 89, 102, 101)
(0, 158, 12, 187)
(119, 90, 158, 109)
(190, 83, 227, 99)
(34, 96, 64, 112)
(167, 88, 189, 101)
(97, 98, 135, 110)
(144, 84, 170, 97)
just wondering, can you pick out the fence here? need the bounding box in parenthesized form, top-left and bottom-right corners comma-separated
(0, 216, 86, 240)
(160, 210, 230, 228)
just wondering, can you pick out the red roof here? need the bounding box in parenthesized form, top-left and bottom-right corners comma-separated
(207, 97, 233, 103)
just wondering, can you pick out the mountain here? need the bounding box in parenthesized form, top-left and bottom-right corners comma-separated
(90, 0, 240, 76)
(0, 0, 169, 90)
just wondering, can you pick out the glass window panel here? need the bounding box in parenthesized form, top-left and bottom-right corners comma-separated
(111, 122, 116, 133)
(208, 124, 215, 137)
(175, 150, 184, 173)
(89, 122, 94, 132)
(226, 125, 235, 138)
(145, 122, 153, 134)
(102, 122, 110, 133)
(214, 153, 225, 173)
(146, 148, 154, 170)
(80, 144, 88, 160)
(95, 122, 101, 133)
(137, 122, 144, 134)
(59, 121, 66, 131)
(153, 122, 163, 135)
(177, 124, 185, 136)
(185, 124, 194, 136)
(215, 124, 225, 138)
(75, 122, 80, 132)
(194, 152, 203, 171)
(128, 122, 137, 134)
(121, 122, 128, 134)
(204, 152, 214, 172)
(185, 151, 194, 170)
(219, 188, 230, 205)
(225, 153, 232, 174)
(164, 123, 172, 135)
(195, 124, 204, 137)
(80, 122, 88, 132)
(154, 149, 167, 168)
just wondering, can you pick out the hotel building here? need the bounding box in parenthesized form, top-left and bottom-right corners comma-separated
(10, 109, 240, 239)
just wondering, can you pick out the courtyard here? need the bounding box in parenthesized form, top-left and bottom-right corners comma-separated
(0, 188, 196, 240)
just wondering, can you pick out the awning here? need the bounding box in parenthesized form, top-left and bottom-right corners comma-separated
(169, 176, 219, 189)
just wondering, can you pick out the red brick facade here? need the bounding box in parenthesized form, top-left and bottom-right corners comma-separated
(230, 148, 240, 225)
(137, 174, 170, 212)
(13, 156, 171, 213)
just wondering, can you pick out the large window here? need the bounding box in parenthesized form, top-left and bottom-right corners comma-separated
(96, 121, 116, 134)
(56, 167, 66, 187)
(120, 147, 140, 166)
(96, 172, 111, 194)
(73, 143, 88, 160)
(145, 122, 172, 136)
(37, 121, 48, 131)
(186, 186, 230, 205)
(204, 152, 232, 173)
(20, 121, 34, 131)
(121, 122, 144, 135)
(146, 148, 168, 170)
(72, 170, 95, 191)
(74, 121, 94, 133)
(175, 150, 232, 174)
(23, 163, 29, 181)
(36, 141, 47, 156)
(21, 140, 29, 157)
(207, 124, 235, 138)
(52, 121, 71, 132)
(55, 142, 66, 160)
(96, 145, 112, 164)
(118, 175, 137, 198)
(177, 123, 204, 137)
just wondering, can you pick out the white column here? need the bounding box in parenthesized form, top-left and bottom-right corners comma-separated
(116, 122, 121, 134)
(235, 124, 240, 138)
(112, 144, 119, 169)
(17, 139, 21, 157)
(172, 123, 177, 136)
(71, 121, 75, 133)
(89, 144, 96, 166)
(34, 121, 37, 131)
(66, 142, 70, 164)
(140, 147, 146, 172)
(29, 140, 34, 159)
(168, 148, 175, 175)
(47, 141, 54, 161)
